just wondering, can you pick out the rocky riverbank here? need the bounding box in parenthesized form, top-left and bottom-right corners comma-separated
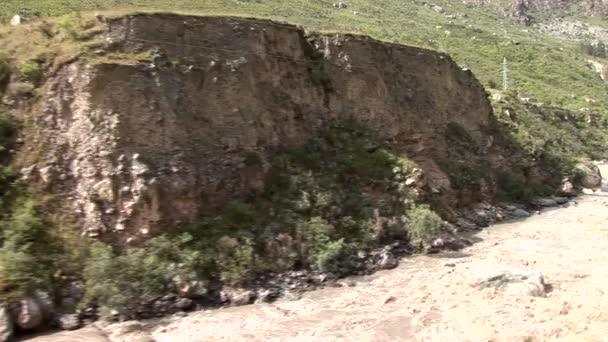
(13, 185, 599, 342)
(21, 164, 608, 341)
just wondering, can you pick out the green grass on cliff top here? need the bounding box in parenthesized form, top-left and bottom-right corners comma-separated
(2, 0, 608, 121)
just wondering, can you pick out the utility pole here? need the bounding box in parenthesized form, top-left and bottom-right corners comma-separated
(502, 57, 509, 91)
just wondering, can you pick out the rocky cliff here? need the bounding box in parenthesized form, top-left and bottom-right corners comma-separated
(14, 14, 498, 246)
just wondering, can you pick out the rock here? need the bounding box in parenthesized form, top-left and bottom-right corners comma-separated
(456, 218, 478, 230)
(582, 188, 595, 195)
(533, 198, 557, 207)
(440, 237, 471, 251)
(20, 165, 36, 180)
(561, 180, 576, 196)
(227, 289, 253, 306)
(444, 262, 456, 268)
(16, 296, 44, 330)
(337, 279, 356, 287)
(0, 306, 13, 342)
(280, 290, 302, 302)
(553, 196, 569, 205)
(172, 276, 207, 298)
(378, 250, 398, 270)
(433, 5, 444, 13)
(512, 208, 531, 218)
(465, 209, 491, 227)
(175, 298, 193, 311)
(405, 177, 417, 186)
(39, 166, 54, 183)
(254, 288, 279, 304)
(432, 238, 444, 248)
(10, 15, 21, 26)
(383, 296, 397, 304)
(575, 161, 602, 189)
(476, 269, 547, 297)
(58, 314, 80, 330)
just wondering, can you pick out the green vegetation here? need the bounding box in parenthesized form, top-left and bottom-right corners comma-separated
(490, 91, 606, 195)
(439, 159, 491, 192)
(1, 0, 608, 119)
(406, 205, 444, 245)
(79, 121, 431, 315)
(18, 63, 42, 82)
(0, 199, 56, 301)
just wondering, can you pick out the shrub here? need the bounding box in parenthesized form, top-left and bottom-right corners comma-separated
(314, 238, 346, 273)
(217, 237, 256, 286)
(57, 13, 82, 39)
(445, 122, 479, 153)
(0, 200, 57, 301)
(82, 242, 172, 316)
(497, 172, 531, 201)
(406, 205, 443, 244)
(18, 63, 42, 83)
(438, 159, 489, 191)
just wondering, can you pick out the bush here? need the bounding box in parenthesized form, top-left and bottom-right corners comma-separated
(406, 205, 443, 244)
(0, 200, 57, 301)
(82, 242, 172, 316)
(57, 13, 82, 39)
(18, 63, 42, 83)
(314, 238, 346, 273)
(217, 237, 256, 286)
(82, 232, 219, 315)
(438, 159, 489, 191)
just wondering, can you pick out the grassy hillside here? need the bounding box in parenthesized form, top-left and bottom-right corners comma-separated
(2, 0, 608, 120)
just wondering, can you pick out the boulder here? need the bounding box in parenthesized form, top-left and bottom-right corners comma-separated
(254, 288, 280, 304)
(553, 196, 569, 205)
(222, 289, 253, 306)
(10, 15, 21, 26)
(377, 250, 398, 270)
(476, 269, 546, 297)
(512, 209, 531, 218)
(575, 161, 602, 189)
(0, 306, 13, 342)
(560, 180, 576, 196)
(456, 218, 478, 231)
(172, 276, 207, 298)
(58, 314, 80, 330)
(16, 296, 44, 330)
(465, 209, 491, 227)
(532, 198, 557, 207)
(175, 298, 193, 311)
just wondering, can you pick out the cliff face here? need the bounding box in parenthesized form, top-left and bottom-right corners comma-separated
(21, 14, 496, 245)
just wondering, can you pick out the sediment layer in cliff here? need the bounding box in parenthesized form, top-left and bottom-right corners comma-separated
(15, 14, 499, 244)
